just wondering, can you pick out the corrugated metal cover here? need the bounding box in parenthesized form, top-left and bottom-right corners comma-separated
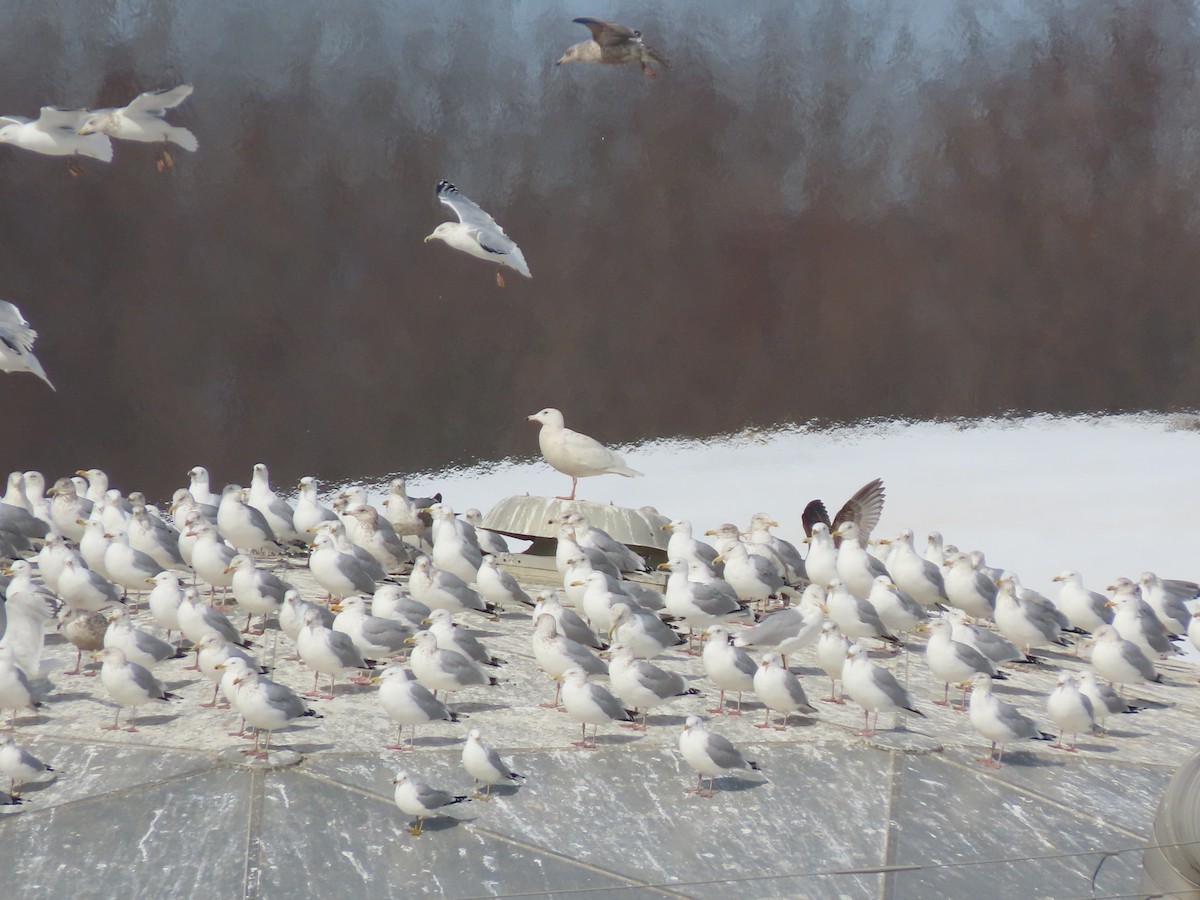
(479, 496, 670, 550)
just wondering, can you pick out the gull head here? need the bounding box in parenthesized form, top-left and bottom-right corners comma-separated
(424, 222, 454, 244)
(77, 110, 115, 136)
(526, 407, 563, 427)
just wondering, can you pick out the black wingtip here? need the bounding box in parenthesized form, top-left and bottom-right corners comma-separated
(748, 761, 762, 771)
(451, 795, 471, 805)
(907, 707, 926, 718)
(488, 677, 499, 687)
(1036, 731, 1055, 741)
(992, 671, 1009, 681)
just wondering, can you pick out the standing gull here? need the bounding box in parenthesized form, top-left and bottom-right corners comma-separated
(841, 643, 924, 736)
(1138, 571, 1195, 636)
(425, 179, 530, 286)
(308, 532, 378, 600)
(0, 738, 52, 802)
(60, 608, 107, 676)
(375, 665, 460, 751)
(753, 653, 816, 730)
(476, 555, 535, 612)
(226, 666, 320, 758)
(1052, 570, 1113, 636)
(678, 716, 761, 798)
(878, 530, 948, 609)
(531, 614, 607, 709)
(608, 644, 699, 730)
(940, 554, 998, 624)
(462, 729, 524, 800)
(464, 509, 509, 557)
(422, 609, 502, 668)
(97, 646, 177, 731)
(392, 770, 470, 836)
(1090, 625, 1161, 695)
(532, 591, 603, 650)
(1078, 669, 1141, 735)
(1046, 672, 1095, 752)
(0, 301, 53, 390)
(527, 408, 642, 501)
(333, 597, 411, 661)
(733, 585, 825, 668)
(608, 600, 684, 658)
(700, 624, 758, 715)
(1107, 582, 1175, 659)
(409, 556, 492, 617)
(557, 666, 636, 749)
(77, 84, 196, 170)
(0, 651, 39, 730)
(103, 607, 181, 669)
(226, 554, 291, 634)
(968, 673, 1052, 768)
(816, 621, 852, 704)
(557, 18, 669, 78)
(832, 522, 890, 598)
(406, 631, 497, 701)
(297, 608, 373, 698)
(924, 619, 1003, 710)
(247, 463, 299, 544)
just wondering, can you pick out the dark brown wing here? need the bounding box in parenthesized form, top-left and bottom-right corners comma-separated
(831, 478, 886, 543)
(574, 17, 638, 47)
(801, 500, 830, 538)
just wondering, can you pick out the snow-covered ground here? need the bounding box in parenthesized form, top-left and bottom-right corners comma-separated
(366, 413, 1199, 603)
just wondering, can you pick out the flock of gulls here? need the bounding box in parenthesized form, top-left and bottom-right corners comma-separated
(0, 17, 670, 388)
(0, 403, 1197, 835)
(0, 16, 1195, 854)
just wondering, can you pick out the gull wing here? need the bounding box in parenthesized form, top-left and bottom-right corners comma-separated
(125, 84, 193, 117)
(573, 17, 639, 46)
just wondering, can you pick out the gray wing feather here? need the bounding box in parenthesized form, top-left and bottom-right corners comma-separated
(360, 618, 410, 651)
(1122, 641, 1158, 679)
(262, 679, 307, 717)
(996, 700, 1040, 739)
(871, 666, 913, 707)
(483, 744, 514, 779)
(694, 583, 740, 616)
(634, 662, 686, 699)
(410, 686, 454, 720)
(438, 648, 487, 685)
(588, 683, 632, 720)
(952, 640, 995, 675)
(130, 662, 166, 699)
(739, 609, 801, 645)
(133, 629, 177, 662)
(413, 783, 458, 809)
(702, 732, 749, 770)
(733, 647, 758, 679)
(564, 638, 608, 676)
(328, 631, 368, 667)
(336, 554, 378, 594)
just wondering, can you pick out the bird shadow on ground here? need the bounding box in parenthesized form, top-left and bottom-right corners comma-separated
(412, 735, 460, 749)
(593, 733, 642, 747)
(420, 815, 476, 833)
(1068, 742, 1117, 755)
(135, 713, 181, 728)
(988, 751, 1066, 770)
(1100, 727, 1145, 740)
(713, 775, 768, 794)
(483, 783, 521, 799)
(283, 741, 337, 754)
(455, 702, 508, 714)
(42, 690, 98, 704)
(164, 678, 202, 691)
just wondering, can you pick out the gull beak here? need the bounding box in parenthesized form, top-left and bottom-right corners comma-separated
(712, 555, 724, 564)
(655, 563, 670, 572)
(420, 616, 432, 625)
(767, 520, 779, 528)
(75, 469, 90, 477)
(831, 529, 844, 538)
(703, 529, 717, 537)
(1106, 584, 1118, 592)
(145, 577, 157, 585)
(569, 580, 584, 587)
(1051, 575, 1063, 583)
(75, 518, 88, 526)
(223, 565, 235, 574)
(802, 536, 811, 544)
(661, 523, 672, 531)
(214, 663, 225, 670)
(552, 673, 564, 682)
(331, 603, 343, 613)
(877, 539, 892, 546)
(818, 603, 829, 614)
(403, 636, 415, 645)
(1105, 601, 1116, 608)
(0, 567, 10, 576)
